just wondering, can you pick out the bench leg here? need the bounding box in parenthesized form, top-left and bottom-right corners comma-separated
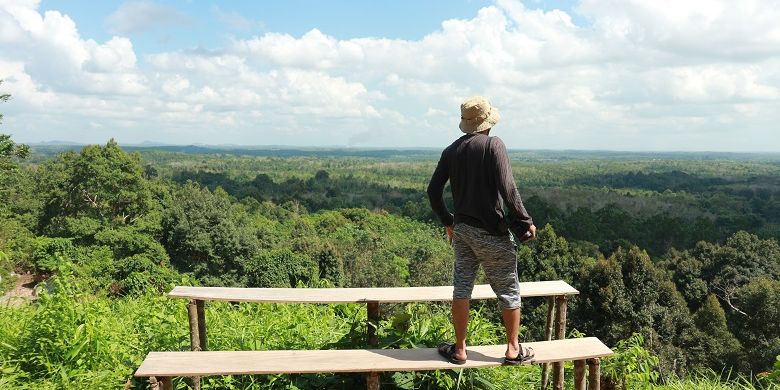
(160, 377, 173, 390)
(574, 360, 586, 390)
(540, 296, 555, 389)
(197, 299, 207, 349)
(367, 371, 380, 390)
(367, 301, 380, 390)
(149, 377, 159, 390)
(552, 295, 567, 390)
(587, 358, 600, 390)
(188, 299, 205, 390)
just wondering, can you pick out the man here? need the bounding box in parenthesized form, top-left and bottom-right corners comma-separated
(427, 96, 536, 365)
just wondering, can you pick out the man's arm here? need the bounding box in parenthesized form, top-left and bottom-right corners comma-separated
(491, 138, 534, 231)
(427, 150, 454, 227)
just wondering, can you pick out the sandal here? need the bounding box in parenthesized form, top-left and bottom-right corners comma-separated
(503, 345, 535, 365)
(437, 342, 467, 365)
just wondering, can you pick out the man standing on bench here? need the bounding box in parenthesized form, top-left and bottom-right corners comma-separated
(427, 96, 537, 365)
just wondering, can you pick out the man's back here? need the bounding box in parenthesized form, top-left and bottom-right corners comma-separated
(427, 133, 533, 235)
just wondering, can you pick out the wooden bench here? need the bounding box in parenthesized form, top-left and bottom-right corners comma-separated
(137, 337, 612, 390)
(139, 281, 590, 389)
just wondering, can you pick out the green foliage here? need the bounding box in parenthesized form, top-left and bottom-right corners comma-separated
(602, 333, 660, 389)
(161, 182, 259, 286)
(38, 140, 153, 235)
(28, 236, 76, 272)
(691, 295, 742, 370)
(0, 250, 12, 295)
(246, 249, 318, 288)
(768, 356, 780, 383)
(0, 133, 37, 233)
(1, 270, 542, 389)
(663, 231, 780, 373)
(0, 133, 30, 163)
(575, 246, 700, 377)
(315, 244, 345, 286)
(655, 368, 774, 390)
(728, 277, 780, 372)
(3, 140, 780, 387)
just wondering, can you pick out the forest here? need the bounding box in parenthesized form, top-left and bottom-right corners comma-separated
(1, 132, 780, 389)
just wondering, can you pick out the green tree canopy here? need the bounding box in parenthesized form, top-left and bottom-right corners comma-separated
(39, 139, 153, 235)
(161, 182, 259, 286)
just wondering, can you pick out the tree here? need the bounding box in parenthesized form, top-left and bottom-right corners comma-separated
(0, 88, 37, 245)
(728, 277, 780, 372)
(0, 133, 34, 225)
(659, 249, 709, 309)
(246, 249, 318, 288)
(161, 182, 259, 286)
(0, 86, 30, 187)
(691, 294, 742, 370)
(316, 243, 345, 286)
(516, 225, 597, 336)
(699, 232, 780, 315)
(39, 140, 154, 235)
(575, 246, 701, 376)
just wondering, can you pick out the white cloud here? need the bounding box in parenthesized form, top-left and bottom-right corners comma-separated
(105, 0, 189, 35)
(0, 0, 779, 150)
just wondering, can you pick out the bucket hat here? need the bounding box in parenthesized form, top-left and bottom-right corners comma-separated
(459, 96, 500, 133)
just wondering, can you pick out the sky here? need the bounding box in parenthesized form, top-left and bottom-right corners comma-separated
(0, 0, 779, 151)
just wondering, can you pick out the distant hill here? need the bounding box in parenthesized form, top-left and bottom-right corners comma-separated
(26, 142, 780, 161)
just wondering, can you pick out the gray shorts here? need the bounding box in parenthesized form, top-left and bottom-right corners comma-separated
(452, 223, 521, 309)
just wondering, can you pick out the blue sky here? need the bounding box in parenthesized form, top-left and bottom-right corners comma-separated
(1, 0, 779, 151)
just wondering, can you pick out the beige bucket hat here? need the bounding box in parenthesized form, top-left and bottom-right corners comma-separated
(459, 96, 500, 133)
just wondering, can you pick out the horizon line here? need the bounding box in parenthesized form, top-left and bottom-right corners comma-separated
(22, 140, 780, 155)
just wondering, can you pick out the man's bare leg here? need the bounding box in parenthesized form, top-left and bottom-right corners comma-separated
(452, 298, 470, 360)
(502, 307, 521, 359)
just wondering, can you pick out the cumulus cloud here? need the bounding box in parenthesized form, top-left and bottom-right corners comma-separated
(0, 0, 779, 150)
(106, 0, 190, 35)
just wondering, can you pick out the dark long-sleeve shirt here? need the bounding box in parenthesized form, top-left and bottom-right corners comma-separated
(426, 133, 533, 235)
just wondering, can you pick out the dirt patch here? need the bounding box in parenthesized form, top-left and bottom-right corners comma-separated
(0, 273, 39, 307)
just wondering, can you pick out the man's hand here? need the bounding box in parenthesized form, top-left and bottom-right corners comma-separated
(528, 224, 537, 241)
(446, 225, 454, 244)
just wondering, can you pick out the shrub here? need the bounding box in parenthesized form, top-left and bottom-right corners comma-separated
(602, 333, 660, 389)
(246, 249, 318, 288)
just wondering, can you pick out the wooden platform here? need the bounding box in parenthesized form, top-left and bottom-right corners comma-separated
(167, 281, 578, 304)
(135, 337, 611, 377)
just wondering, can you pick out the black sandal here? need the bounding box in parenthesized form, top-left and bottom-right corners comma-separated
(437, 342, 467, 365)
(503, 345, 535, 365)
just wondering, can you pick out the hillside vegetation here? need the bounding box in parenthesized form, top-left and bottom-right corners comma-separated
(1, 136, 779, 389)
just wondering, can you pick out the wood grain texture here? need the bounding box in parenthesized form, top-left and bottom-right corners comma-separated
(167, 281, 578, 304)
(574, 360, 586, 390)
(135, 337, 612, 377)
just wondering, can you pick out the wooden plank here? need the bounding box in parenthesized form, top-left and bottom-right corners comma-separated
(135, 337, 612, 377)
(167, 281, 578, 304)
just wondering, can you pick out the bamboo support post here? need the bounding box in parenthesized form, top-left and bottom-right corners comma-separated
(366, 301, 380, 390)
(574, 360, 587, 390)
(540, 296, 555, 389)
(587, 358, 600, 390)
(187, 300, 201, 350)
(196, 299, 207, 350)
(367, 301, 379, 346)
(149, 377, 159, 390)
(367, 371, 380, 390)
(159, 377, 173, 390)
(552, 295, 568, 390)
(187, 299, 202, 390)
